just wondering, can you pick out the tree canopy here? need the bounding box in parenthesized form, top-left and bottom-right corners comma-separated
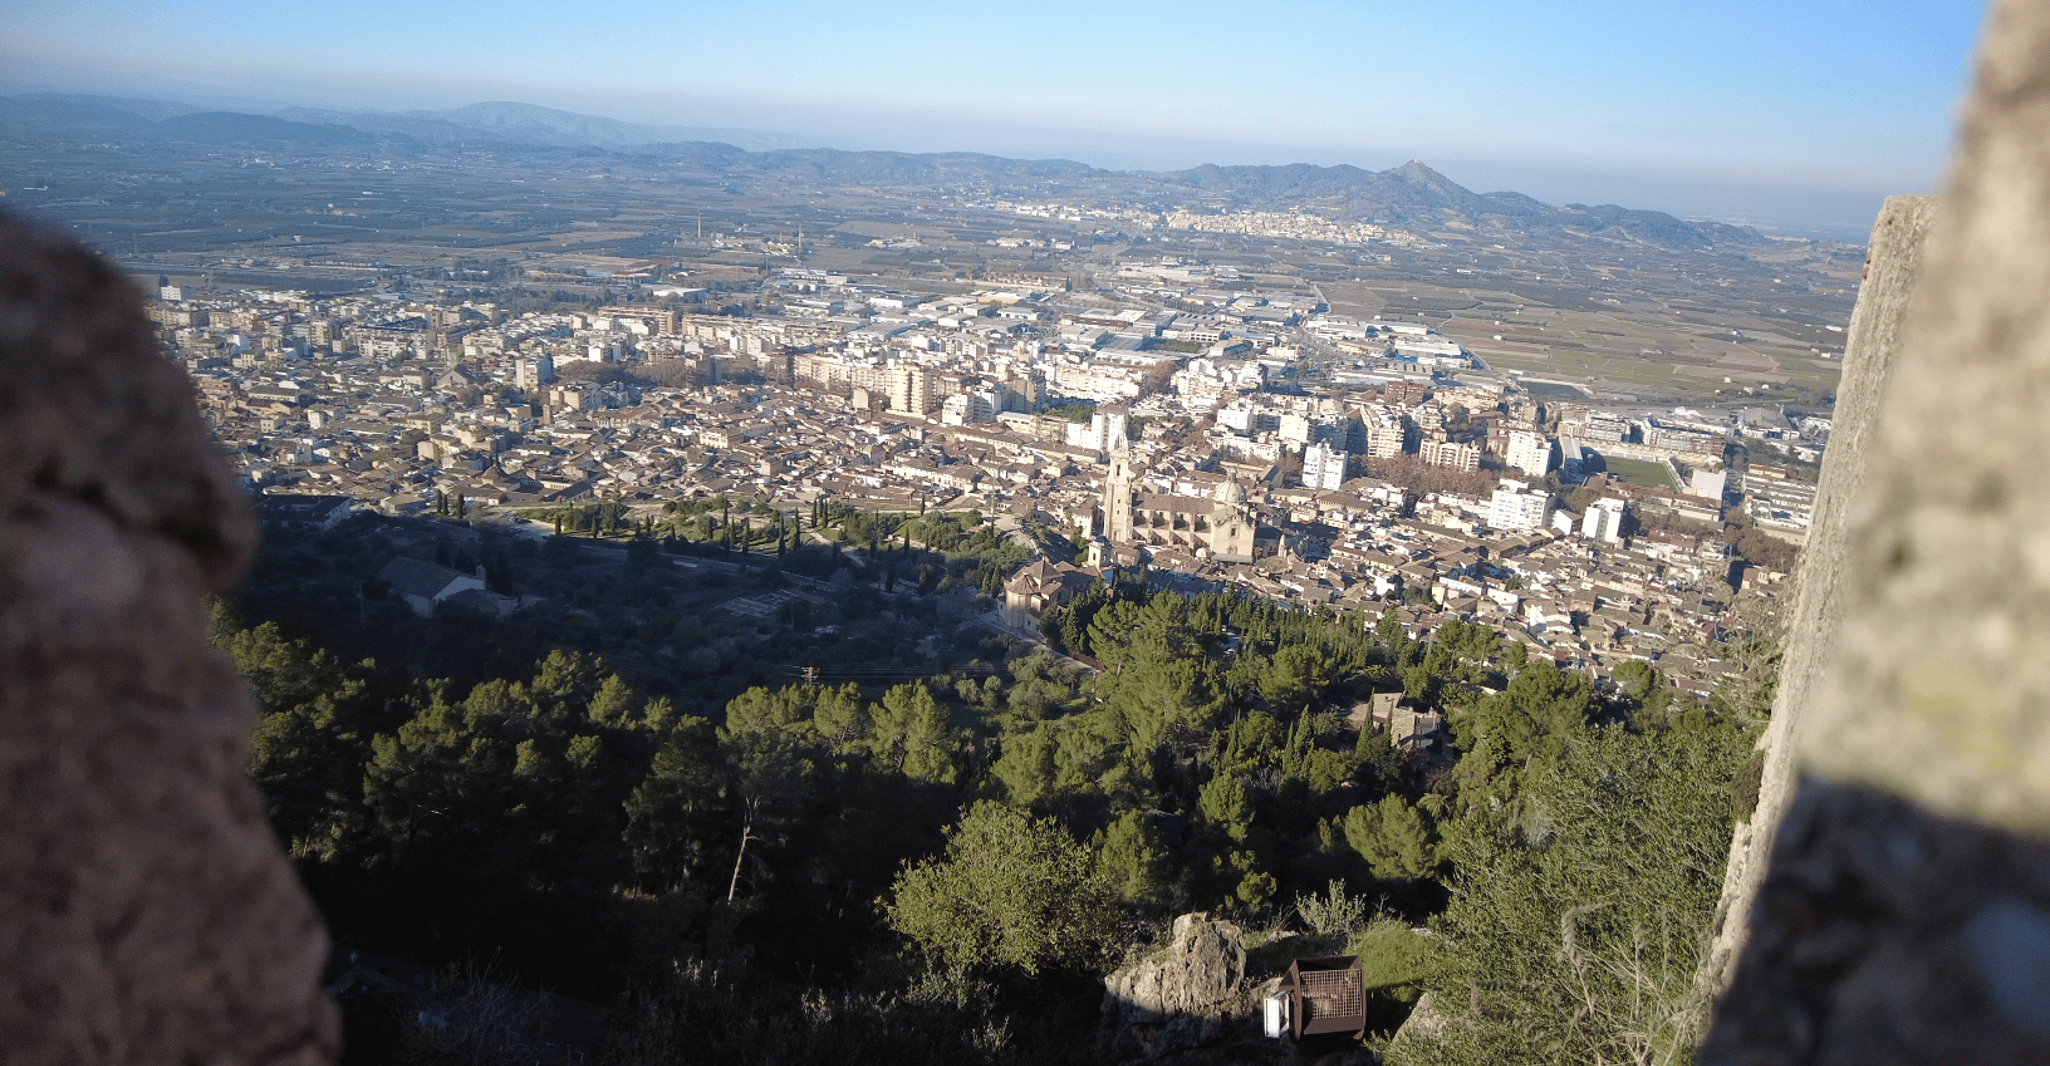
(884, 801, 1117, 978)
(214, 524, 1765, 1062)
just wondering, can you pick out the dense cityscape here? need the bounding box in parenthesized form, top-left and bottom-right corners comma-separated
(164, 249, 1822, 698)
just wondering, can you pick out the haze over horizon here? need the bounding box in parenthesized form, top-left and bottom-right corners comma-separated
(2, 0, 1990, 240)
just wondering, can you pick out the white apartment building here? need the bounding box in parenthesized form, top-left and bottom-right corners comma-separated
(1064, 407, 1129, 453)
(1363, 406, 1414, 459)
(1302, 442, 1349, 491)
(891, 365, 932, 415)
(1582, 497, 1627, 543)
(1419, 438, 1480, 472)
(940, 392, 999, 426)
(1506, 429, 1555, 477)
(1643, 418, 1728, 460)
(1489, 479, 1553, 532)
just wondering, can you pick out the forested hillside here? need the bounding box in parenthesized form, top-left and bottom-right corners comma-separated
(221, 514, 1768, 1064)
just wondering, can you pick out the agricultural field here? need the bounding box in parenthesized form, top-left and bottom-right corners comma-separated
(1311, 275, 1845, 405)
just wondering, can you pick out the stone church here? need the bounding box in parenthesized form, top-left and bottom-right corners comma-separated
(1100, 447, 1257, 563)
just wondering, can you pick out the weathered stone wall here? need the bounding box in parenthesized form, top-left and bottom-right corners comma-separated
(1703, 0, 2050, 1059)
(1692, 196, 1938, 1011)
(0, 212, 339, 1063)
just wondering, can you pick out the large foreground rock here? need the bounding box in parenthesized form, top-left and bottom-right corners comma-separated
(1691, 195, 1937, 1019)
(1103, 913, 1248, 1057)
(0, 211, 338, 1063)
(1704, 782, 2050, 1064)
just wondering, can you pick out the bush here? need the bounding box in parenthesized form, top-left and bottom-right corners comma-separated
(1348, 920, 1443, 1004)
(885, 802, 1117, 979)
(1295, 879, 1370, 938)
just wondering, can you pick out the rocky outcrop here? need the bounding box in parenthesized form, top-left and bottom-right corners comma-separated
(1102, 913, 1247, 1058)
(1690, 194, 1938, 1021)
(0, 211, 339, 1063)
(1387, 991, 1445, 1054)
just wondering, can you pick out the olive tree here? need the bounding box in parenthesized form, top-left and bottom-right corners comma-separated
(884, 801, 1117, 978)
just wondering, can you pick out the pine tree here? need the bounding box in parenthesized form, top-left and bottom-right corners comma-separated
(1094, 810, 1169, 905)
(1342, 794, 1436, 880)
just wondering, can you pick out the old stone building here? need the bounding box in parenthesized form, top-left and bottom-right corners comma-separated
(1101, 447, 1257, 562)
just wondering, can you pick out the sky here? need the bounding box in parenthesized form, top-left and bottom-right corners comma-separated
(1, 0, 1993, 238)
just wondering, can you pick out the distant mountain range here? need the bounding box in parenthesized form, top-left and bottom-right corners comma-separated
(0, 93, 1781, 253)
(275, 101, 833, 152)
(8, 94, 828, 152)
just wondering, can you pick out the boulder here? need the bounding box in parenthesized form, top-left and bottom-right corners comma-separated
(0, 211, 339, 1063)
(1104, 912, 1248, 1022)
(1387, 991, 1446, 1054)
(1102, 913, 1247, 1056)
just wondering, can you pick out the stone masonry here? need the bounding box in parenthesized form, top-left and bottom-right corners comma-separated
(0, 211, 339, 1064)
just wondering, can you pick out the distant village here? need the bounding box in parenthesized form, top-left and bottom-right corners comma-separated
(153, 258, 1830, 697)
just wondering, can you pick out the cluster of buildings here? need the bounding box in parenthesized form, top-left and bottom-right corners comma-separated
(956, 195, 1442, 252)
(155, 257, 1815, 695)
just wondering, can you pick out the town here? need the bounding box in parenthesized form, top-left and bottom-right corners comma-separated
(157, 249, 1824, 700)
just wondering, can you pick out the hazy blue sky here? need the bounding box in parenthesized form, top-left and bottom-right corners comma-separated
(2, 0, 1992, 235)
